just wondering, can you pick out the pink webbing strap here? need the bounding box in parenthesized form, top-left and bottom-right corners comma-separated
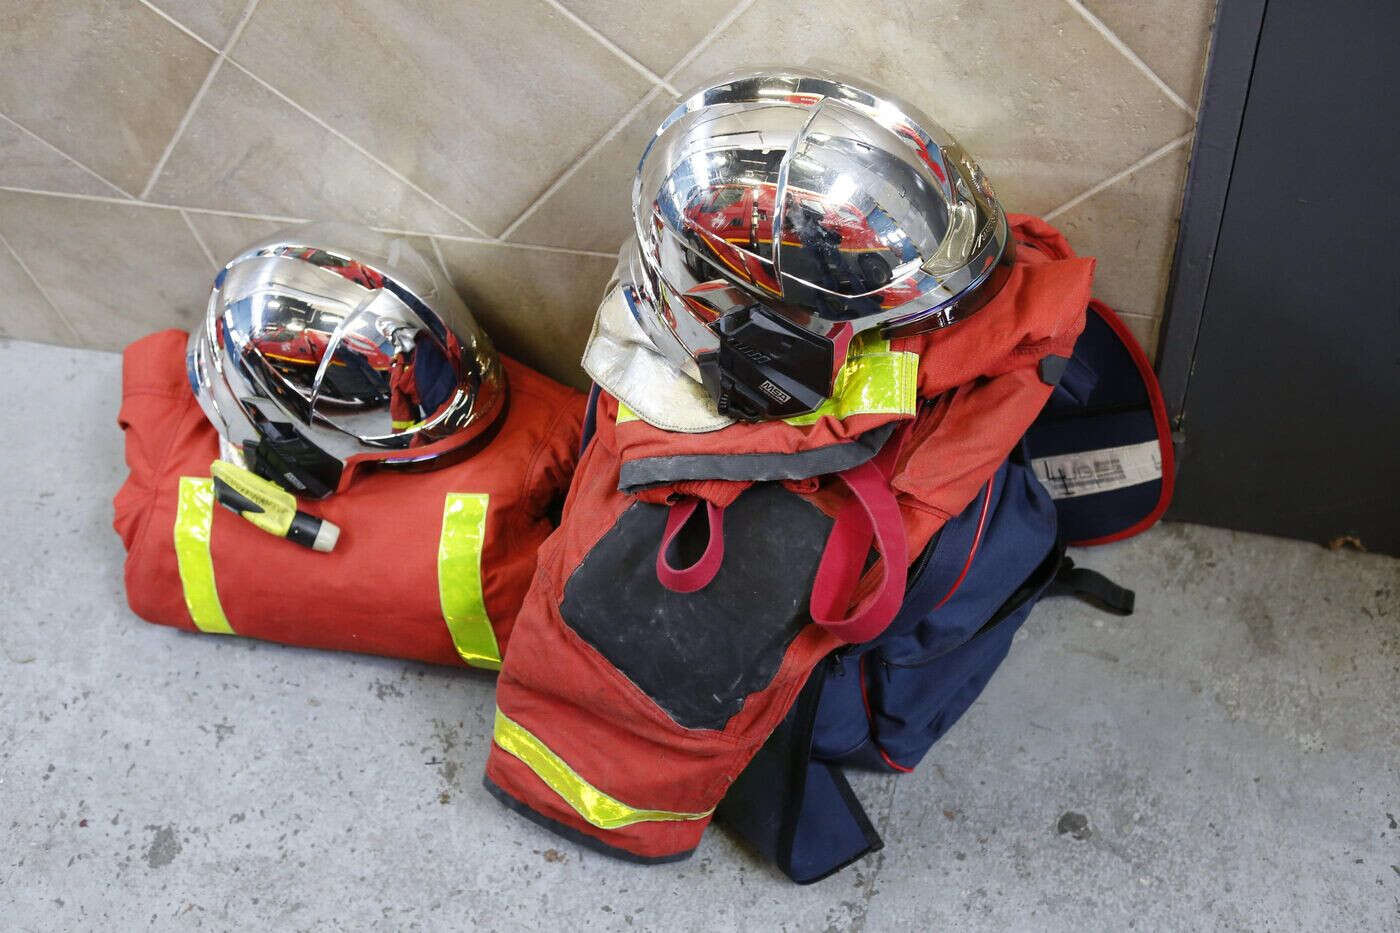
(655, 498, 726, 593)
(808, 436, 909, 644)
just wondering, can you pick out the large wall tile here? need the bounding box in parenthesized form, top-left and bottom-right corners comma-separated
(672, 0, 1193, 215)
(0, 0, 1214, 367)
(231, 0, 655, 237)
(0, 1, 215, 195)
(1051, 144, 1191, 351)
(150, 0, 249, 49)
(0, 117, 124, 197)
(150, 66, 473, 236)
(434, 239, 615, 390)
(0, 236, 73, 344)
(506, 90, 676, 251)
(1084, 0, 1217, 106)
(0, 192, 213, 350)
(558, 0, 738, 76)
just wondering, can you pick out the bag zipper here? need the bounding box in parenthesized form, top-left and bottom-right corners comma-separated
(876, 542, 1063, 669)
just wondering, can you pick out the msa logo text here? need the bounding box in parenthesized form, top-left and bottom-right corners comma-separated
(758, 380, 791, 404)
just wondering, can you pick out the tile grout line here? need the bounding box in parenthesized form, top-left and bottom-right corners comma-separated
(179, 209, 220, 270)
(68, 0, 749, 256)
(139, 0, 492, 239)
(1062, 0, 1195, 115)
(496, 0, 755, 242)
(165, 202, 305, 225)
(0, 185, 619, 258)
(134, 0, 221, 53)
(497, 86, 665, 242)
(139, 0, 262, 200)
(431, 231, 619, 259)
(220, 59, 491, 239)
(427, 236, 454, 282)
(0, 228, 85, 346)
(0, 186, 308, 225)
(662, 0, 756, 83)
(540, 0, 678, 95)
(0, 112, 134, 199)
(1042, 133, 1192, 221)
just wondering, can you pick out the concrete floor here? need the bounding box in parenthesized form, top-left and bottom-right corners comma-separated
(1, 338, 1397, 932)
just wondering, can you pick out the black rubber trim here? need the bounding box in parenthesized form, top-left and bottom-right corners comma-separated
(618, 423, 895, 491)
(1157, 0, 1268, 417)
(483, 777, 696, 865)
(285, 511, 322, 549)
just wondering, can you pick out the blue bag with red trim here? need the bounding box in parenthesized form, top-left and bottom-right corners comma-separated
(711, 299, 1173, 883)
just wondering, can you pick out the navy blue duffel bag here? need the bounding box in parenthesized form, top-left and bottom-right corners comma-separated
(716, 299, 1173, 883)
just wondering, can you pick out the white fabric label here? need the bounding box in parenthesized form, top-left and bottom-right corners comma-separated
(1032, 440, 1162, 500)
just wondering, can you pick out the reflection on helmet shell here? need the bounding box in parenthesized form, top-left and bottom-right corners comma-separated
(628, 69, 1011, 391)
(188, 222, 504, 496)
(676, 179, 925, 311)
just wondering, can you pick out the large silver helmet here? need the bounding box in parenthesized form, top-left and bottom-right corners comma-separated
(187, 222, 505, 497)
(622, 68, 1013, 420)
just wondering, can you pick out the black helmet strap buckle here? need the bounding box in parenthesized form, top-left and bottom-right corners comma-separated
(245, 415, 342, 499)
(700, 307, 843, 421)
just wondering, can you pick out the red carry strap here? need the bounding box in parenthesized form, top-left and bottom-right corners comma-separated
(808, 437, 909, 644)
(655, 498, 726, 593)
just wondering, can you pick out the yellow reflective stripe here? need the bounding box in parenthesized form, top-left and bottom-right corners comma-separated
(438, 493, 501, 670)
(392, 419, 418, 430)
(613, 337, 917, 427)
(784, 335, 919, 426)
(493, 709, 713, 830)
(172, 477, 235, 635)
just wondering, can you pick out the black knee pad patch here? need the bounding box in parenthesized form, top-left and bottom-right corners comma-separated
(560, 484, 832, 731)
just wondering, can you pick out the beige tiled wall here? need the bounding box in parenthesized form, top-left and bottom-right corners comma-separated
(0, 0, 1215, 389)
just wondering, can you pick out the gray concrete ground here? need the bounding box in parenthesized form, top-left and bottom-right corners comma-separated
(1, 338, 1396, 932)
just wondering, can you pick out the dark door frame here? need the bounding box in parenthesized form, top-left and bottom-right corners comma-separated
(1156, 0, 1269, 423)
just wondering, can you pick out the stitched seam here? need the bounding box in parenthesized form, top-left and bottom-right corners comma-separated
(125, 400, 204, 578)
(123, 389, 199, 401)
(520, 395, 579, 519)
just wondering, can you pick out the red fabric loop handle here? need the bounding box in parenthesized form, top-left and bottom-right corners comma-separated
(655, 498, 726, 593)
(808, 457, 908, 644)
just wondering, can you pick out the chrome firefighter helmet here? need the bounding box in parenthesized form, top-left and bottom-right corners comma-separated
(622, 68, 1013, 420)
(187, 222, 505, 497)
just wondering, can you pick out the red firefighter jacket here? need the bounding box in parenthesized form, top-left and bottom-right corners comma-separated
(114, 329, 584, 669)
(484, 216, 1093, 860)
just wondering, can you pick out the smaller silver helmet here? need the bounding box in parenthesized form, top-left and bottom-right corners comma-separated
(187, 222, 505, 497)
(622, 68, 1013, 420)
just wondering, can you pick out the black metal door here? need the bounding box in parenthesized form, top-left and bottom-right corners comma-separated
(1161, 0, 1400, 554)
